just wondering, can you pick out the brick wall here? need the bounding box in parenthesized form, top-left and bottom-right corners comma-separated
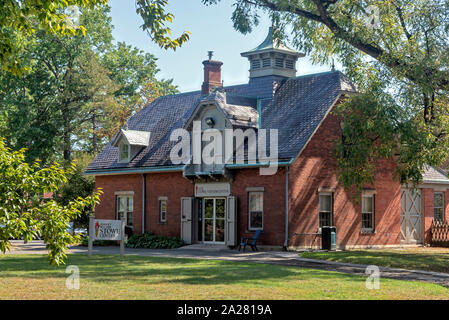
(288, 111, 402, 248)
(232, 168, 286, 247)
(146, 172, 194, 237)
(422, 188, 449, 244)
(95, 174, 143, 234)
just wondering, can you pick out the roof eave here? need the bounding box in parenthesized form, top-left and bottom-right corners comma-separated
(241, 48, 305, 58)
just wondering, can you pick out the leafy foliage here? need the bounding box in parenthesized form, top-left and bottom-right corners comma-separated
(136, 0, 191, 50)
(54, 153, 96, 229)
(0, 139, 101, 265)
(0, 5, 178, 164)
(126, 232, 184, 249)
(0, 0, 108, 74)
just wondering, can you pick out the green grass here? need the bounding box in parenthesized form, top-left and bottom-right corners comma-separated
(300, 247, 449, 273)
(0, 254, 448, 299)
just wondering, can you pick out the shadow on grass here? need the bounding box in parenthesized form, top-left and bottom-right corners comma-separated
(0, 254, 366, 286)
(301, 250, 449, 273)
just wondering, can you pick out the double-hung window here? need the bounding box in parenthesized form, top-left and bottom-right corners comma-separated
(117, 195, 133, 227)
(319, 193, 333, 228)
(434, 192, 444, 221)
(361, 194, 375, 233)
(248, 192, 263, 230)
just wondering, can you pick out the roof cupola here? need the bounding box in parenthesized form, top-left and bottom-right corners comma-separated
(241, 27, 304, 79)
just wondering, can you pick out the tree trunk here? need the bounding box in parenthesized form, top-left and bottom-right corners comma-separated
(63, 121, 71, 162)
(92, 110, 98, 154)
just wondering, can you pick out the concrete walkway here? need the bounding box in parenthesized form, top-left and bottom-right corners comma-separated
(6, 240, 449, 287)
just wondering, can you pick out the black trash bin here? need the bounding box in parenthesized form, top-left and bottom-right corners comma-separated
(125, 226, 133, 238)
(321, 226, 337, 250)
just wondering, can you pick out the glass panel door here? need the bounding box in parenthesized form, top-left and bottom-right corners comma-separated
(204, 199, 214, 242)
(202, 198, 226, 243)
(215, 199, 225, 242)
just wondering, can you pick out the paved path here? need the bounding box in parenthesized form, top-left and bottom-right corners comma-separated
(7, 241, 449, 287)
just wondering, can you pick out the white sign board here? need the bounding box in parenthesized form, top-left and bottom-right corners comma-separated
(195, 183, 231, 197)
(93, 219, 122, 240)
(89, 217, 125, 258)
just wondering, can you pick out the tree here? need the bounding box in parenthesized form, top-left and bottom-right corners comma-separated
(0, 0, 108, 74)
(0, 1, 192, 74)
(0, 5, 178, 164)
(55, 152, 96, 229)
(135, 0, 191, 50)
(0, 139, 101, 265)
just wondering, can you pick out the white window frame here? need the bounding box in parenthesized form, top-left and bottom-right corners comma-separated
(116, 194, 133, 228)
(118, 141, 130, 163)
(248, 191, 263, 231)
(361, 193, 375, 233)
(434, 192, 445, 221)
(159, 199, 167, 223)
(318, 192, 333, 230)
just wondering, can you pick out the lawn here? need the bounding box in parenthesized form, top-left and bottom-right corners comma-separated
(300, 247, 449, 273)
(0, 254, 448, 299)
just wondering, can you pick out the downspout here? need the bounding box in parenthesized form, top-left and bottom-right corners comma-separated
(283, 166, 289, 250)
(142, 173, 147, 234)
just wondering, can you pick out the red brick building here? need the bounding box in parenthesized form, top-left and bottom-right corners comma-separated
(86, 28, 449, 249)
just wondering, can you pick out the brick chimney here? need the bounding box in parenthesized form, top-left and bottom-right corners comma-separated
(201, 51, 223, 95)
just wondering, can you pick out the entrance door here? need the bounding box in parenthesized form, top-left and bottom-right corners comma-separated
(401, 188, 422, 244)
(203, 198, 226, 243)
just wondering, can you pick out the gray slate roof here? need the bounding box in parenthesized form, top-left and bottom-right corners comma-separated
(112, 129, 151, 147)
(422, 166, 449, 184)
(86, 71, 356, 172)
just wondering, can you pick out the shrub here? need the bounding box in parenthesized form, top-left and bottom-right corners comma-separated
(126, 232, 184, 249)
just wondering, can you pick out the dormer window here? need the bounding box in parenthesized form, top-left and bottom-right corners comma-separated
(112, 129, 151, 164)
(119, 141, 130, 163)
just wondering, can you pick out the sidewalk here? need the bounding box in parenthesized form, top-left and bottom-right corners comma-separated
(7, 240, 449, 287)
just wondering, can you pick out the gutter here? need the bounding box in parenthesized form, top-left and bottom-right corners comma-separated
(226, 158, 294, 169)
(83, 166, 183, 176)
(421, 179, 449, 185)
(85, 159, 295, 176)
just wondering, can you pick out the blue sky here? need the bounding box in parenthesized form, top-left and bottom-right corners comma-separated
(108, 0, 331, 92)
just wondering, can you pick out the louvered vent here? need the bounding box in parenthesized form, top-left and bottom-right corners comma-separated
(251, 60, 261, 69)
(262, 58, 271, 68)
(285, 60, 294, 69)
(275, 58, 284, 68)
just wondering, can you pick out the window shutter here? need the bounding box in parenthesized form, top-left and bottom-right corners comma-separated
(181, 197, 193, 244)
(226, 196, 237, 246)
